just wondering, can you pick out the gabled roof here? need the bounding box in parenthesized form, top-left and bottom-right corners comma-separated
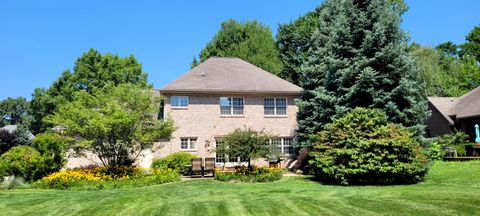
(1, 125, 35, 140)
(428, 86, 480, 123)
(161, 57, 302, 95)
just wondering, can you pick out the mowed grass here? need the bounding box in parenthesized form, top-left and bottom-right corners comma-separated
(1, 161, 480, 216)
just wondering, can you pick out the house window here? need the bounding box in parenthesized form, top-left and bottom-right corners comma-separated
(215, 139, 248, 163)
(171, 96, 189, 108)
(264, 98, 287, 115)
(220, 97, 244, 115)
(180, 138, 197, 150)
(270, 137, 294, 155)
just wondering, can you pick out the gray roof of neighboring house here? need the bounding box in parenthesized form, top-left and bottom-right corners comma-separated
(160, 57, 303, 94)
(428, 86, 480, 123)
(0, 125, 35, 140)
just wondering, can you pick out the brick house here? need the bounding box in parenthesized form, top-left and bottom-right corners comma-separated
(65, 57, 302, 168)
(153, 57, 303, 167)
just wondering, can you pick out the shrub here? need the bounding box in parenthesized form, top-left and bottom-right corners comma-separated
(0, 146, 43, 181)
(33, 167, 180, 190)
(151, 152, 197, 174)
(436, 132, 472, 156)
(310, 108, 430, 185)
(31, 133, 69, 175)
(215, 165, 283, 183)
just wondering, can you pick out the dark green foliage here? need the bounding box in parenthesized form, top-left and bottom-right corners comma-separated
(0, 129, 15, 155)
(0, 125, 32, 155)
(151, 152, 197, 174)
(0, 146, 44, 181)
(459, 26, 480, 63)
(29, 49, 150, 134)
(310, 108, 429, 185)
(276, 6, 322, 85)
(0, 97, 30, 127)
(31, 133, 69, 174)
(216, 128, 276, 167)
(297, 0, 428, 146)
(196, 19, 283, 74)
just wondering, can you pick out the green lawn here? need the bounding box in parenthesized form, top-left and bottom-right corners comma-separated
(1, 161, 480, 216)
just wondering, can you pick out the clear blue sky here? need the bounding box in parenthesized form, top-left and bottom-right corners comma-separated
(1, 0, 479, 100)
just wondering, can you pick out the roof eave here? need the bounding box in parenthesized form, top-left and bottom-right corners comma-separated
(159, 89, 302, 96)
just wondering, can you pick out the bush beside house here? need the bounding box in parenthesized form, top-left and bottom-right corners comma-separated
(151, 152, 197, 174)
(310, 108, 430, 185)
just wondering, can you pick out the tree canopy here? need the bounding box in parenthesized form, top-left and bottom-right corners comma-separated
(0, 97, 30, 127)
(411, 25, 480, 97)
(297, 0, 428, 146)
(48, 84, 174, 167)
(29, 49, 150, 134)
(194, 19, 283, 74)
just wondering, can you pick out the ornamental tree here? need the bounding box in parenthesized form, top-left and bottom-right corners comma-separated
(297, 0, 428, 146)
(216, 128, 277, 168)
(48, 84, 175, 167)
(29, 49, 149, 134)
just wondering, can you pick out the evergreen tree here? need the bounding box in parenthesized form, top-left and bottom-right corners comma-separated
(297, 0, 428, 146)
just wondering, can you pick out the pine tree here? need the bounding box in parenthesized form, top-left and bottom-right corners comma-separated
(297, 0, 428, 146)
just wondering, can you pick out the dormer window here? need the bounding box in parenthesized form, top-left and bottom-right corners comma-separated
(171, 96, 189, 108)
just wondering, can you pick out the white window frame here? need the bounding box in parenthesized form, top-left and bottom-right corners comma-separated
(180, 138, 197, 151)
(171, 96, 189, 108)
(220, 97, 244, 116)
(269, 137, 294, 155)
(264, 97, 287, 116)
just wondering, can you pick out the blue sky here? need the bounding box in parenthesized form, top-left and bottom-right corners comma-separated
(1, 0, 479, 100)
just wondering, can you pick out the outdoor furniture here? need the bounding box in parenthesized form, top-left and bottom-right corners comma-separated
(190, 158, 203, 177)
(445, 147, 458, 158)
(203, 157, 216, 177)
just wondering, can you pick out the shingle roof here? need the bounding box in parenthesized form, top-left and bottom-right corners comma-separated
(428, 86, 480, 123)
(454, 86, 480, 119)
(428, 97, 457, 125)
(161, 57, 302, 94)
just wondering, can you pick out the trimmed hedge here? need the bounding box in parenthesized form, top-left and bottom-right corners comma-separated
(310, 108, 430, 185)
(215, 166, 283, 183)
(151, 152, 197, 174)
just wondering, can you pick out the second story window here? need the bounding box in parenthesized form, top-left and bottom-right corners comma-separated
(220, 97, 244, 115)
(171, 96, 189, 108)
(264, 98, 287, 115)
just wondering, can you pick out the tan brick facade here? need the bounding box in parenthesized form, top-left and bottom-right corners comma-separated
(152, 93, 299, 167)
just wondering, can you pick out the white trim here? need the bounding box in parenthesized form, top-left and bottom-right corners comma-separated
(264, 97, 287, 116)
(219, 96, 245, 116)
(180, 137, 197, 151)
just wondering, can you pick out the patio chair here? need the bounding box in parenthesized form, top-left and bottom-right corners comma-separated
(204, 157, 216, 177)
(445, 147, 458, 158)
(190, 158, 203, 177)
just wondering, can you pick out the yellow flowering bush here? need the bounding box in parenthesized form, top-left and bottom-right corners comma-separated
(215, 165, 283, 183)
(34, 166, 180, 190)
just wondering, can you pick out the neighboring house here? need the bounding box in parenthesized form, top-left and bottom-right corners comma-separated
(155, 57, 303, 167)
(427, 86, 480, 141)
(0, 125, 35, 140)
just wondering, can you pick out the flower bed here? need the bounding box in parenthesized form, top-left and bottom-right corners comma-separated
(215, 165, 283, 183)
(33, 166, 180, 190)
